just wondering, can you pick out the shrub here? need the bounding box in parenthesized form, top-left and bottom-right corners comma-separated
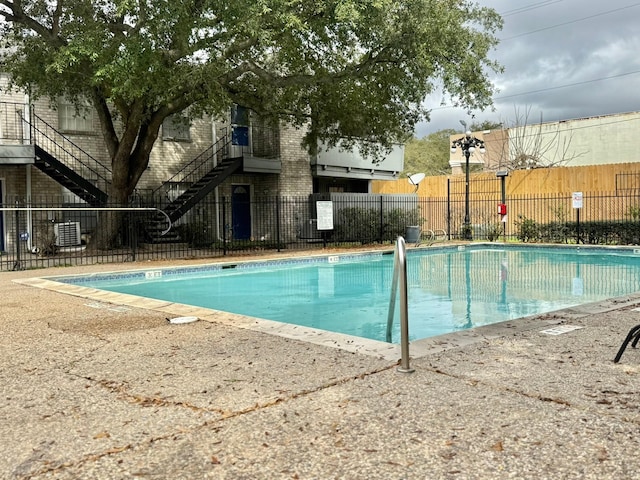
(626, 205, 640, 220)
(211, 239, 285, 251)
(485, 223, 503, 242)
(568, 220, 640, 245)
(33, 220, 59, 256)
(332, 207, 379, 243)
(175, 221, 212, 247)
(544, 221, 570, 243)
(332, 207, 422, 243)
(384, 208, 422, 240)
(515, 215, 541, 243)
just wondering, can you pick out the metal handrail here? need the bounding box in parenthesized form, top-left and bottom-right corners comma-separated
(2, 206, 173, 271)
(387, 236, 414, 373)
(153, 128, 230, 195)
(29, 111, 112, 192)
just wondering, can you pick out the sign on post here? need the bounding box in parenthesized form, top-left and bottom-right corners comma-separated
(316, 201, 334, 231)
(572, 192, 583, 244)
(572, 192, 583, 209)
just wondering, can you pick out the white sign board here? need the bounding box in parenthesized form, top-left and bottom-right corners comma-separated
(572, 192, 583, 209)
(316, 201, 334, 230)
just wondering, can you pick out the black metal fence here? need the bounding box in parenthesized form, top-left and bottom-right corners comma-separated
(4, 188, 640, 271)
(0, 194, 421, 271)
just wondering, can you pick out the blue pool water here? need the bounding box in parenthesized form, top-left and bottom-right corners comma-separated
(57, 246, 640, 343)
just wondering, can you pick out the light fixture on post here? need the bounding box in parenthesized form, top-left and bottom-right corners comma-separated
(450, 131, 486, 240)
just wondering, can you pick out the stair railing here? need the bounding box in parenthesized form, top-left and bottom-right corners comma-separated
(0, 102, 29, 144)
(151, 128, 230, 204)
(387, 236, 414, 373)
(27, 111, 112, 195)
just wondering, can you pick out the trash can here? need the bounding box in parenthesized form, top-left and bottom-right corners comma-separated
(405, 226, 420, 243)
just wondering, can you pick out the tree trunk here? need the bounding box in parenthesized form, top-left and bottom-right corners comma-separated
(92, 105, 167, 249)
(94, 152, 146, 249)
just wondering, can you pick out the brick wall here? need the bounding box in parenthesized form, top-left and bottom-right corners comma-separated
(31, 96, 111, 166)
(138, 115, 214, 192)
(2, 83, 316, 200)
(277, 124, 313, 197)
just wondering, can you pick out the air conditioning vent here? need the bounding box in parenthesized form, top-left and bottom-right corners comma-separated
(54, 222, 81, 247)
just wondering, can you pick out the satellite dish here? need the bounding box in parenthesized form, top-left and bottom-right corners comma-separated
(407, 173, 425, 192)
(408, 173, 425, 185)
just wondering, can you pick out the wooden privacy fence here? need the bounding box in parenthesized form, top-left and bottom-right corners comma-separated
(372, 162, 640, 197)
(373, 163, 640, 241)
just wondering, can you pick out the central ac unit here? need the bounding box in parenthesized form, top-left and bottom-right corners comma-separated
(54, 221, 81, 247)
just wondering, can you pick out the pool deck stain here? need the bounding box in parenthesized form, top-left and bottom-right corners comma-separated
(3, 247, 640, 479)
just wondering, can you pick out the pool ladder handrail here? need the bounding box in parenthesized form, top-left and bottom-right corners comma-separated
(387, 236, 414, 373)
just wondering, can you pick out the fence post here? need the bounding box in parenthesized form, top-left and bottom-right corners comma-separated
(379, 195, 384, 243)
(14, 204, 22, 271)
(446, 178, 451, 240)
(130, 213, 137, 261)
(222, 197, 227, 256)
(276, 195, 281, 252)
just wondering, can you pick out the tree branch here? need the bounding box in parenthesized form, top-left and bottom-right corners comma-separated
(90, 89, 119, 160)
(0, 0, 66, 46)
(51, 0, 63, 36)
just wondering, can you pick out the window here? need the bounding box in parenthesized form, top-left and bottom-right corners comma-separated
(162, 114, 191, 141)
(58, 99, 94, 133)
(231, 105, 249, 125)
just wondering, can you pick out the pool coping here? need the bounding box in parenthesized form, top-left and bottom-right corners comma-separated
(14, 243, 640, 361)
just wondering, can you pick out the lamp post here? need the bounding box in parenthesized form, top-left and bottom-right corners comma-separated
(451, 131, 485, 240)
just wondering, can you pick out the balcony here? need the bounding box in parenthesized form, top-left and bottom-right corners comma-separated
(0, 144, 35, 164)
(311, 140, 404, 180)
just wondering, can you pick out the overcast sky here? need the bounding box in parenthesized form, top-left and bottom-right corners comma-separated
(415, 0, 640, 137)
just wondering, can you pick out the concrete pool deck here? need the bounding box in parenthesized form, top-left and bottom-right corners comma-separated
(2, 249, 640, 479)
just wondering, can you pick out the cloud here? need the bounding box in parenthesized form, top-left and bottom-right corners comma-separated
(415, 0, 640, 138)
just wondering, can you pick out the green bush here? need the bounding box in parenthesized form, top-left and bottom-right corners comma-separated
(567, 220, 640, 245)
(332, 207, 379, 243)
(211, 239, 285, 251)
(384, 208, 422, 239)
(459, 223, 473, 240)
(626, 205, 640, 220)
(544, 221, 570, 243)
(515, 218, 640, 245)
(515, 215, 541, 243)
(332, 207, 422, 243)
(485, 223, 503, 242)
(175, 222, 212, 247)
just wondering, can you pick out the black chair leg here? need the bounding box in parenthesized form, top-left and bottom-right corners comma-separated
(614, 324, 640, 363)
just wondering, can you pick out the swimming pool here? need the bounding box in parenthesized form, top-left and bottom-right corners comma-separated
(53, 245, 640, 344)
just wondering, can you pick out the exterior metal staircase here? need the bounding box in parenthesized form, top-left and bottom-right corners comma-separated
(30, 112, 111, 206)
(164, 156, 241, 223)
(23, 108, 242, 244)
(145, 131, 242, 243)
(5, 104, 278, 244)
(34, 145, 108, 205)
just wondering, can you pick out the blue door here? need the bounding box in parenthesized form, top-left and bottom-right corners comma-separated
(231, 185, 251, 240)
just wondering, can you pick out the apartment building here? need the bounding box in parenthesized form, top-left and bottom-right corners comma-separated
(0, 75, 403, 250)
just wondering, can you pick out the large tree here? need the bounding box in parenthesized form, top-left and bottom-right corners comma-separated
(0, 0, 502, 205)
(403, 129, 457, 177)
